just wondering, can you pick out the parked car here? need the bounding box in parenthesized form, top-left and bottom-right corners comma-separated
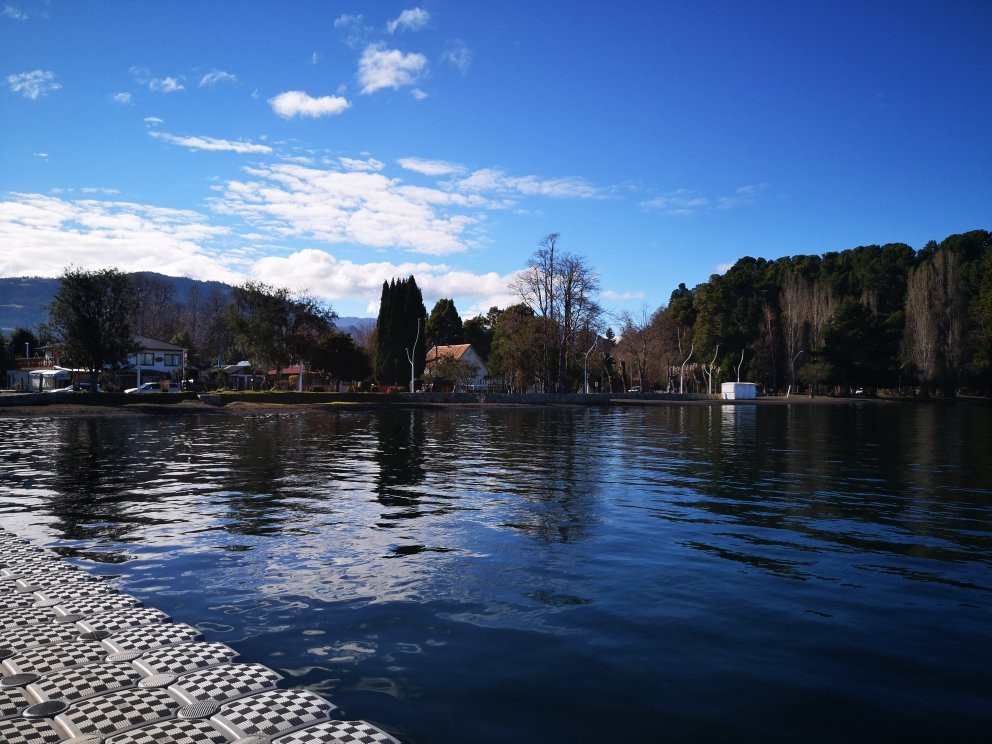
(124, 382, 181, 394)
(628, 386, 641, 393)
(46, 382, 101, 393)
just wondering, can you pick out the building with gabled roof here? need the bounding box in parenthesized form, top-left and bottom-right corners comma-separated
(424, 344, 489, 391)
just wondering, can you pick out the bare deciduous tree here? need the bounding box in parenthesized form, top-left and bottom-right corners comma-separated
(511, 233, 601, 391)
(903, 250, 968, 395)
(617, 307, 654, 391)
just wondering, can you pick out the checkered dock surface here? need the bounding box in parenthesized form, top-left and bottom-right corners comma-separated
(0, 527, 401, 744)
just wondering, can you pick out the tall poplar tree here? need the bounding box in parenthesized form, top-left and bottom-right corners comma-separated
(373, 277, 427, 386)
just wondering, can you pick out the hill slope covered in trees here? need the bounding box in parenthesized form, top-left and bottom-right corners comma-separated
(618, 229, 991, 396)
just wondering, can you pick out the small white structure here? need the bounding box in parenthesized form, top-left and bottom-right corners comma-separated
(28, 368, 70, 391)
(721, 382, 757, 400)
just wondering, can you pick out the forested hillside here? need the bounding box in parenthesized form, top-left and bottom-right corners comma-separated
(618, 230, 992, 396)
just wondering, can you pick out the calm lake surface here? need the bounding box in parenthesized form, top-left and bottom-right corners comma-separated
(1, 402, 990, 742)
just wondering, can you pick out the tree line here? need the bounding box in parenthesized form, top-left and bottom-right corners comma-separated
(395, 228, 992, 397)
(2, 228, 989, 396)
(620, 229, 992, 397)
(0, 270, 370, 390)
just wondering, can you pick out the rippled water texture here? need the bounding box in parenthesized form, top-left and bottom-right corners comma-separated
(1, 403, 990, 742)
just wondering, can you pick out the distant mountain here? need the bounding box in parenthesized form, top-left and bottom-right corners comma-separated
(0, 274, 373, 334)
(336, 316, 375, 337)
(0, 276, 61, 332)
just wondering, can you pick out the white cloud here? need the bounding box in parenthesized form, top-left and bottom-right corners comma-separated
(211, 163, 486, 255)
(250, 248, 517, 313)
(311, 52, 320, 65)
(411, 88, 428, 100)
(2, 5, 27, 20)
(199, 70, 238, 87)
(398, 157, 466, 177)
(717, 184, 764, 210)
(642, 185, 765, 216)
(601, 289, 645, 301)
(143, 116, 164, 126)
(387, 7, 429, 33)
(282, 156, 316, 166)
(6, 70, 61, 99)
(149, 76, 184, 93)
(358, 44, 427, 94)
(81, 187, 120, 195)
(0, 193, 240, 282)
(334, 13, 372, 48)
(640, 190, 709, 216)
(454, 168, 603, 200)
(269, 90, 351, 118)
(33, 152, 47, 159)
(339, 157, 385, 172)
(149, 131, 273, 154)
(112, 92, 132, 105)
(334, 13, 362, 28)
(715, 262, 734, 274)
(442, 40, 471, 75)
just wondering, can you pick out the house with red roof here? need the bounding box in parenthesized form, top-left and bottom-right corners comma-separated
(424, 343, 489, 392)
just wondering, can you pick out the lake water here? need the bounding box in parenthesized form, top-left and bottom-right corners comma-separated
(1, 402, 990, 742)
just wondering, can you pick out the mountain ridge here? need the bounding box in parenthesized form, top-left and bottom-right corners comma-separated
(0, 274, 373, 336)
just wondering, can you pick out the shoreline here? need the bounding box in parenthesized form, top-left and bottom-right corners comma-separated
(0, 391, 976, 418)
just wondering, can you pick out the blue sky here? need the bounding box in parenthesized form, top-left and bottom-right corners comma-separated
(2, 1, 990, 320)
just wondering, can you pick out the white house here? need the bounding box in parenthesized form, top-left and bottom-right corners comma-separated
(127, 335, 187, 387)
(424, 344, 489, 391)
(8, 334, 186, 391)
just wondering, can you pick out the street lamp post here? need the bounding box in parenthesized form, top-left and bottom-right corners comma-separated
(583, 337, 598, 394)
(405, 317, 425, 393)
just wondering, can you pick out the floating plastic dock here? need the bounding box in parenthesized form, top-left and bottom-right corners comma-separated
(0, 527, 400, 743)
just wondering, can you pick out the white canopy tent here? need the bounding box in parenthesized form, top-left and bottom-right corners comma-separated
(28, 368, 70, 391)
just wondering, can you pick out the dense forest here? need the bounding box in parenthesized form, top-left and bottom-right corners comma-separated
(603, 229, 992, 397)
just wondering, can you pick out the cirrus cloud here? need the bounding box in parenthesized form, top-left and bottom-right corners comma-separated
(199, 69, 238, 87)
(640, 190, 709, 216)
(442, 40, 472, 75)
(149, 131, 273, 154)
(398, 157, 466, 177)
(6, 70, 61, 99)
(387, 7, 429, 34)
(455, 168, 604, 200)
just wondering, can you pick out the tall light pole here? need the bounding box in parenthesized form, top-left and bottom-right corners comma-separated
(405, 316, 425, 393)
(583, 337, 598, 394)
